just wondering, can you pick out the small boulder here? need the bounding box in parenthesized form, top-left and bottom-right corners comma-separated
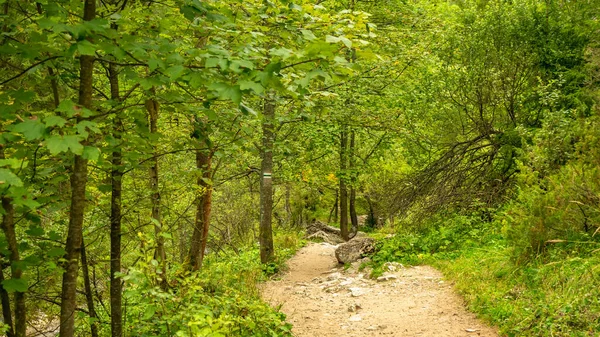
(306, 221, 341, 236)
(305, 221, 345, 244)
(335, 237, 376, 264)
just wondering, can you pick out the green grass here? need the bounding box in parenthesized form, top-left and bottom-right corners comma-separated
(435, 246, 600, 336)
(121, 230, 305, 337)
(369, 217, 600, 336)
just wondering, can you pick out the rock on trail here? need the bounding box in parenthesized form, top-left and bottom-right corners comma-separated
(262, 242, 499, 337)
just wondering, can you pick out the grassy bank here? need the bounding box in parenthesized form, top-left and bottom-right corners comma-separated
(370, 217, 600, 336)
(119, 230, 304, 337)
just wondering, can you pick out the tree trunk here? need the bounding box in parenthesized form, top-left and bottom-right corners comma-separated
(0, 144, 24, 337)
(327, 190, 338, 224)
(0, 6, 12, 334)
(259, 98, 275, 263)
(188, 122, 213, 271)
(349, 131, 358, 233)
(59, 1, 95, 335)
(1, 198, 25, 337)
(334, 189, 338, 223)
(0, 266, 14, 337)
(108, 60, 123, 337)
(339, 126, 349, 241)
(197, 150, 212, 270)
(285, 184, 291, 225)
(80, 240, 99, 337)
(364, 195, 378, 227)
(1, 3, 24, 336)
(145, 96, 167, 289)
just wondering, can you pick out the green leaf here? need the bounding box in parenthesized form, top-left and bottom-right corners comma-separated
(0, 168, 23, 187)
(270, 47, 294, 60)
(205, 58, 220, 68)
(340, 36, 352, 48)
(46, 135, 84, 155)
(165, 65, 185, 80)
(208, 83, 242, 105)
(77, 40, 97, 56)
(48, 231, 62, 241)
(2, 278, 28, 293)
(25, 226, 44, 237)
(256, 62, 282, 86)
(231, 59, 254, 70)
(45, 115, 67, 128)
(240, 103, 258, 116)
(150, 217, 161, 228)
(325, 35, 340, 43)
(297, 68, 328, 88)
(12, 119, 45, 140)
(82, 146, 100, 161)
(47, 247, 66, 258)
(76, 121, 100, 137)
(204, 109, 217, 121)
(13, 197, 39, 210)
(56, 100, 78, 117)
(148, 58, 164, 72)
(45, 136, 69, 154)
(301, 29, 316, 40)
(0, 159, 23, 169)
(238, 80, 264, 94)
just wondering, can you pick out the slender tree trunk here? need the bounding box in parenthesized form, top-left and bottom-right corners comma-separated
(59, 1, 95, 335)
(1, 198, 25, 337)
(145, 96, 167, 289)
(349, 131, 358, 234)
(0, 266, 14, 337)
(339, 126, 349, 241)
(334, 189, 339, 223)
(259, 98, 275, 263)
(197, 151, 212, 269)
(327, 190, 338, 224)
(364, 195, 378, 227)
(0, 4, 21, 336)
(80, 241, 99, 337)
(285, 184, 291, 225)
(48, 67, 60, 108)
(188, 121, 213, 271)
(0, 179, 23, 337)
(108, 56, 123, 337)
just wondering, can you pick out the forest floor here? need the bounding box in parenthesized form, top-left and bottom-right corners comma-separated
(262, 242, 500, 337)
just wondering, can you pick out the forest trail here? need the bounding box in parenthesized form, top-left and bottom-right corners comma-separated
(262, 242, 499, 337)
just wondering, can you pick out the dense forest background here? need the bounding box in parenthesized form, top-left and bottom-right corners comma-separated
(0, 0, 599, 336)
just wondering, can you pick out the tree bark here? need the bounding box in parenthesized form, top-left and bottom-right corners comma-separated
(364, 195, 378, 227)
(145, 95, 167, 290)
(339, 126, 349, 241)
(80, 241, 99, 337)
(108, 59, 123, 337)
(59, 1, 95, 336)
(259, 98, 275, 263)
(327, 190, 338, 224)
(0, 266, 14, 337)
(349, 131, 358, 234)
(1, 198, 25, 337)
(0, 4, 22, 335)
(285, 184, 291, 225)
(0, 189, 24, 337)
(188, 121, 213, 271)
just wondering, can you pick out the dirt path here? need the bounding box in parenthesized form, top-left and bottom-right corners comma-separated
(262, 242, 499, 337)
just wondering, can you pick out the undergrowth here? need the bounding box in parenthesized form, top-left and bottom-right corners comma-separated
(370, 213, 600, 336)
(120, 230, 304, 337)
